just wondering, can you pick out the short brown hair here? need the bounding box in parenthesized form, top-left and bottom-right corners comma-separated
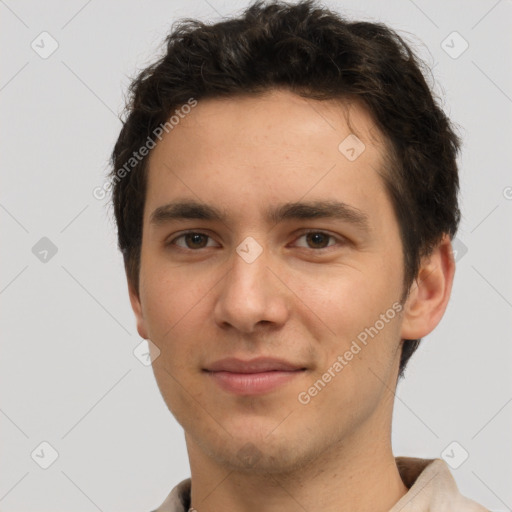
(109, 0, 461, 377)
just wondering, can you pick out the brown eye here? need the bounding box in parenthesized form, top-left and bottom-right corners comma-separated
(184, 233, 209, 249)
(169, 232, 217, 250)
(305, 232, 332, 249)
(294, 231, 338, 250)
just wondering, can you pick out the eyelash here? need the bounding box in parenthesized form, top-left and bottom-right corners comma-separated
(166, 230, 344, 252)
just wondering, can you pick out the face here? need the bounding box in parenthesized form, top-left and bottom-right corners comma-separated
(130, 89, 411, 473)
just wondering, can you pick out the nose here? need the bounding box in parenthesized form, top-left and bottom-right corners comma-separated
(213, 244, 290, 334)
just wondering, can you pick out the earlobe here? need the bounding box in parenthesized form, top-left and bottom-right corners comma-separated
(128, 280, 149, 340)
(400, 234, 456, 340)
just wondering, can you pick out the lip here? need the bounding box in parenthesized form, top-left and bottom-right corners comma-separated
(204, 357, 307, 395)
(205, 357, 305, 373)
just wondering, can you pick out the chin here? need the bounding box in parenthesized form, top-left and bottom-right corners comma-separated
(206, 424, 318, 475)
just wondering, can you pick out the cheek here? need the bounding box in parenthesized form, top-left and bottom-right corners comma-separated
(294, 263, 401, 336)
(294, 262, 404, 391)
(297, 299, 402, 428)
(140, 260, 211, 340)
(142, 269, 207, 410)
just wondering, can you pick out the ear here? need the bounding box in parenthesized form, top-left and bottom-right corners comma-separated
(400, 234, 456, 340)
(128, 278, 150, 340)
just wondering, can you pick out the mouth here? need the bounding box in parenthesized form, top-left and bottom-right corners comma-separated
(203, 357, 307, 395)
(205, 369, 307, 395)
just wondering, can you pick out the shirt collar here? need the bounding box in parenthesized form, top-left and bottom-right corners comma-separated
(152, 457, 488, 512)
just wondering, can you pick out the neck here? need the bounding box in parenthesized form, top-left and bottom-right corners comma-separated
(185, 422, 408, 512)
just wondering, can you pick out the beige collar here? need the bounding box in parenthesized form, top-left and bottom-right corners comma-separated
(153, 457, 488, 512)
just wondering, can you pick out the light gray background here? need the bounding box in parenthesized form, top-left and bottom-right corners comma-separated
(1, 1, 511, 511)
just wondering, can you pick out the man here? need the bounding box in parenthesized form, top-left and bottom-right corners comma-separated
(109, 1, 488, 510)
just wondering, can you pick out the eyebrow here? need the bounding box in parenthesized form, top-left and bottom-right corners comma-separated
(149, 199, 369, 230)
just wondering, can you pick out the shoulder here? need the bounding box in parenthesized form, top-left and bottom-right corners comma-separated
(149, 478, 191, 512)
(393, 457, 489, 511)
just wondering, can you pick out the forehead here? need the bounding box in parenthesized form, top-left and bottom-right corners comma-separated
(150, 89, 384, 157)
(144, 89, 390, 226)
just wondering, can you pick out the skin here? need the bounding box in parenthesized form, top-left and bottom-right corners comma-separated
(128, 89, 455, 512)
